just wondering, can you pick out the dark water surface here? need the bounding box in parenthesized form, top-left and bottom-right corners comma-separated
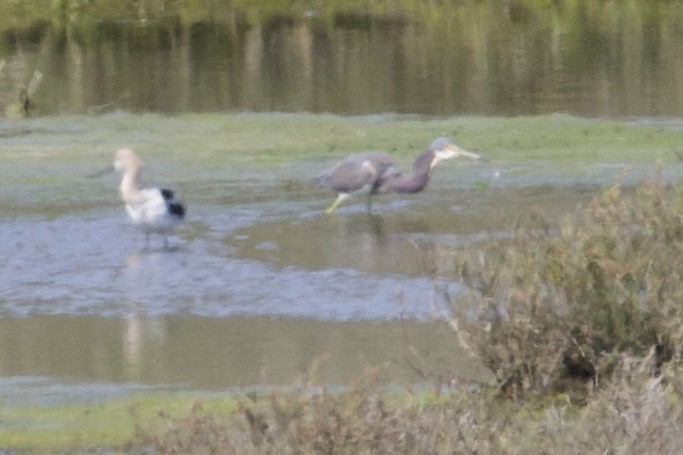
(2, 0, 683, 117)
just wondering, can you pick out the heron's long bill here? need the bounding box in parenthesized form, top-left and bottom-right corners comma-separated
(459, 150, 484, 160)
(436, 146, 485, 163)
(449, 144, 485, 160)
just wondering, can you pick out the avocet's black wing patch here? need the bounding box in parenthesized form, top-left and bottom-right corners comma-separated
(160, 188, 175, 201)
(168, 202, 185, 218)
(160, 188, 186, 219)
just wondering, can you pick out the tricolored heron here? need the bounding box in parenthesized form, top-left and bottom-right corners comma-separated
(112, 148, 186, 249)
(318, 137, 482, 214)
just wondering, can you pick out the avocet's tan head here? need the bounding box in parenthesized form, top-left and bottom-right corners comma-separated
(113, 148, 143, 173)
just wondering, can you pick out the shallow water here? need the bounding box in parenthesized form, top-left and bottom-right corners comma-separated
(0, 316, 491, 395)
(0, 158, 604, 321)
(0, 207, 456, 320)
(1, 113, 672, 404)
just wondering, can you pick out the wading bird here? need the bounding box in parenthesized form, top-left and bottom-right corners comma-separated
(112, 148, 185, 249)
(318, 137, 482, 214)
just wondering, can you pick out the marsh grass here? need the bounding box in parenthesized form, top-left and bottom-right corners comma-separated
(3, 113, 680, 171)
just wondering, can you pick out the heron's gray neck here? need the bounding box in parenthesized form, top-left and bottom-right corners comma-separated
(381, 169, 431, 193)
(381, 151, 434, 193)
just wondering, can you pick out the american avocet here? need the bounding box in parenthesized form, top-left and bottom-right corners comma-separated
(317, 137, 483, 214)
(113, 148, 185, 249)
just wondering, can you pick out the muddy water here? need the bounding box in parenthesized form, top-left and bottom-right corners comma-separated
(0, 316, 491, 394)
(0, 114, 640, 402)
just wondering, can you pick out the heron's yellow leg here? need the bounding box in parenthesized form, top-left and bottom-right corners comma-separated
(325, 193, 348, 214)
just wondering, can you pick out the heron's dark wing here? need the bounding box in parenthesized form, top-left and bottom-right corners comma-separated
(366, 153, 399, 179)
(322, 152, 393, 193)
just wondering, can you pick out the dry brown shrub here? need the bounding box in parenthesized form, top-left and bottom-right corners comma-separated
(452, 178, 683, 398)
(525, 350, 683, 454)
(137, 368, 507, 454)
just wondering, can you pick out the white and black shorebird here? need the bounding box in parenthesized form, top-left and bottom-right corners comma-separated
(318, 137, 483, 214)
(112, 148, 185, 249)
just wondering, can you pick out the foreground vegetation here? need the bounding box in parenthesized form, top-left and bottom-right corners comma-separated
(137, 355, 682, 454)
(453, 178, 683, 398)
(128, 178, 683, 453)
